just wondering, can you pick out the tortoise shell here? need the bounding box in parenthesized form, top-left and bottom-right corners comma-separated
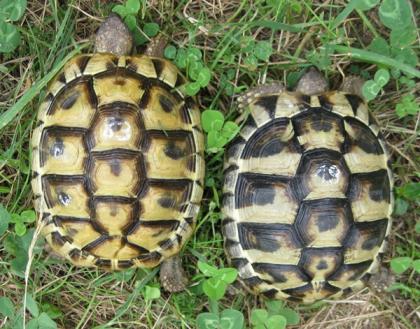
(31, 53, 204, 270)
(222, 90, 393, 303)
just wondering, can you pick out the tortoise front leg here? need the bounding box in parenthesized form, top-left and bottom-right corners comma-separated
(160, 255, 188, 292)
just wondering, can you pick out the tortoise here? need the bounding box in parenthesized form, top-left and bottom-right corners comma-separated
(31, 14, 205, 292)
(222, 69, 393, 303)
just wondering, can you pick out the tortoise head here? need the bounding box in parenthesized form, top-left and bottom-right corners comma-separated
(95, 14, 133, 56)
(295, 67, 329, 96)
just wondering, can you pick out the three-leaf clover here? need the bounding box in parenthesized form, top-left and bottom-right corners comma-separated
(201, 110, 239, 152)
(0, 204, 11, 235)
(198, 261, 238, 301)
(165, 45, 212, 96)
(251, 301, 300, 329)
(197, 309, 244, 329)
(251, 309, 287, 329)
(362, 68, 390, 101)
(241, 39, 273, 71)
(143, 285, 161, 301)
(395, 95, 419, 118)
(0, 0, 27, 53)
(112, 0, 160, 45)
(10, 209, 36, 236)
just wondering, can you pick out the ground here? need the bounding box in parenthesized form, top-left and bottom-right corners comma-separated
(0, 1, 419, 328)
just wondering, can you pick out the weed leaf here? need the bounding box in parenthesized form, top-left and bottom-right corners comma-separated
(197, 312, 219, 329)
(15, 222, 26, 236)
(164, 45, 177, 59)
(374, 69, 390, 87)
(143, 285, 161, 301)
(368, 37, 390, 56)
(124, 15, 137, 31)
(38, 312, 57, 329)
(220, 121, 239, 141)
(0, 22, 21, 53)
(184, 81, 200, 96)
(126, 0, 141, 14)
(410, 259, 420, 274)
(0, 204, 10, 235)
(0, 296, 14, 318)
(111, 5, 129, 18)
(254, 41, 272, 61)
(390, 257, 412, 274)
(266, 315, 287, 329)
(203, 277, 226, 301)
(277, 307, 300, 325)
(379, 0, 412, 30)
(0, 0, 27, 21)
(393, 198, 408, 215)
(362, 80, 381, 101)
(251, 309, 269, 325)
(197, 67, 211, 87)
(353, 0, 381, 11)
(215, 268, 237, 284)
(397, 182, 420, 200)
(143, 23, 159, 37)
(207, 131, 227, 150)
(220, 309, 244, 329)
(395, 95, 419, 118)
(202, 110, 225, 133)
(390, 26, 416, 48)
(26, 294, 39, 317)
(198, 261, 219, 277)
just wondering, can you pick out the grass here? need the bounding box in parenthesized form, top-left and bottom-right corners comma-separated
(0, 0, 419, 328)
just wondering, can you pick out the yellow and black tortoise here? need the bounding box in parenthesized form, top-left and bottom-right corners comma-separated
(222, 69, 393, 303)
(31, 15, 204, 292)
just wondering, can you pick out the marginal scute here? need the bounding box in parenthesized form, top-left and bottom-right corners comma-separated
(223, 85, 392, 303)
(33, 53, 205, 271)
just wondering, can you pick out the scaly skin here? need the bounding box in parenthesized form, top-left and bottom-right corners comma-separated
(159, 255, 188, 292)
(295, 67, 329, 95)
(95, 14, 133, 56)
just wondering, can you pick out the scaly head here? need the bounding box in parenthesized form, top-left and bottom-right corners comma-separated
(295, 67, 329, 95)
(95, 14, 133, 56)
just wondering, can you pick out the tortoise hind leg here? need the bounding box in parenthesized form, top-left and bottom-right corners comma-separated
(160, 255, 188, 292)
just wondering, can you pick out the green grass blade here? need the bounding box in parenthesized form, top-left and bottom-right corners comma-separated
(248, 20, 304, 32)
(331, 45, 420, 78)
(0, 47, 83, 131)
(331, 1, 357, 29)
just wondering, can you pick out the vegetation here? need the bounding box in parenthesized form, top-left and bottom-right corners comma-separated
(0, 0, 419, 328)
